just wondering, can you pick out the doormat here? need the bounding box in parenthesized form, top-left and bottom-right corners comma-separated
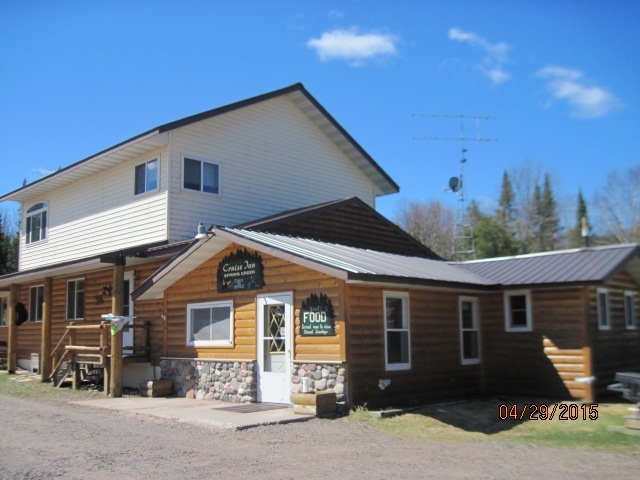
(215, 403, 288, 413)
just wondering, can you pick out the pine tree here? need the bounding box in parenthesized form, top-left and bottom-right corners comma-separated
(540, 174, 560, 250)
(497, 171, 515, 225)
(568, 189, 591, 247)
(469, 200, 518, 259)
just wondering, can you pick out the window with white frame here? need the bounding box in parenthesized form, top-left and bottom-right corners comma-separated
(384, 291, 410, 370)
(186, 300, 233, 346)
(134, 158, 158, 195)
(29, 285, 44, 323)
(597, 288, 610, 330)
(67, 279, 85, 320)
(183, 157, 219, 194)
(624, 291, 637, 330)
(459, 296, 480, 364)
(0, 295, 7, 326)
(26, 202, 48, 244)
(504, 290, 532, 332)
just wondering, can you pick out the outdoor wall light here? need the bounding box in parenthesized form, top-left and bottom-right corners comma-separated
(195, 222, 208, 239)
(102, 285, 112, 297)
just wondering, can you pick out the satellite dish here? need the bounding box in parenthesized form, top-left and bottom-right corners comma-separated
(449, 176, 461, 192)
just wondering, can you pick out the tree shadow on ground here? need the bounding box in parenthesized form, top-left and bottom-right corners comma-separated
(411, 396, 567, 434)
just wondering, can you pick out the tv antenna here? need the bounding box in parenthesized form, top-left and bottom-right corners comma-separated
(413, 114, 497, 260)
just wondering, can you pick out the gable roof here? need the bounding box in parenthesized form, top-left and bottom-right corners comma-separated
(458, 243, 640, 287)
(234, 197, 440, 259)
(132, 227, 491, 301)
(1, 83, 398, 203)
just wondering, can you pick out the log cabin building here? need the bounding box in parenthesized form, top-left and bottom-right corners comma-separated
(1, 84, 638, 408)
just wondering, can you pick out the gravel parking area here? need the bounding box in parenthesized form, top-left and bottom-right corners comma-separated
(1, 392, 639, 479)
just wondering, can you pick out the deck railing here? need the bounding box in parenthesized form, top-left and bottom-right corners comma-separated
(49, 319, 151, 390)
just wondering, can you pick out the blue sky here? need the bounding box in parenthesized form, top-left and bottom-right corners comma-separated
(1, 1, 638, 230)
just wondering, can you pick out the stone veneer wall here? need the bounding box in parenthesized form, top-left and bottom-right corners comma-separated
(291, 363, 347, 404)
(160, 359, 347, 405)
(160, 359, 257, 403)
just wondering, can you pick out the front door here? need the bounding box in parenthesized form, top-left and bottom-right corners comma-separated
(257, 293, 292, 403)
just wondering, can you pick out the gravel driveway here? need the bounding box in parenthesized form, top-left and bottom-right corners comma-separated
(1, 393, 638, 479)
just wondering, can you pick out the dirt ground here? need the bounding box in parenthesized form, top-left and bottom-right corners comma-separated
(1, 391, 639, 480)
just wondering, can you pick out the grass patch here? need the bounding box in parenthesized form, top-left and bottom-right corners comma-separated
(0, 370, 103, 401)
(348, 398, 640, 452)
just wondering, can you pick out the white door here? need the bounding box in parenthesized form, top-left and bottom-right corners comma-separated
(257, 293, 292, 403)
(122, 272, 134, 355)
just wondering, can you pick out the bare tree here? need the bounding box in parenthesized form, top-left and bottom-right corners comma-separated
(594, 165, 640, 243)
(394, 199, 455, 259)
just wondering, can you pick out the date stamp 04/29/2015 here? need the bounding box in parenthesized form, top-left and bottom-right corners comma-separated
(499, 403, 599, 421)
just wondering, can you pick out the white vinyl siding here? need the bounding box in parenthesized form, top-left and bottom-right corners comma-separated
(20, 151, 168, 270)
(168, 96, 377, 240)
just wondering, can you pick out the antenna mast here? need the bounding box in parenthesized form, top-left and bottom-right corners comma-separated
(413, 114, 496, 260)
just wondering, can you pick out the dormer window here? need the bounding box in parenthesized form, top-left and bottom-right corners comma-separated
(26, 202, 48, 244)
(183, 157, 219, 194)
(134, 158, 158, 195)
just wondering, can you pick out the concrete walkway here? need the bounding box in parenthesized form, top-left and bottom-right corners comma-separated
(72, 397, 314, 430)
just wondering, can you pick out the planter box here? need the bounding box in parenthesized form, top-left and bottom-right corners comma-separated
(140, 379, 172, 397)
(291, 391, 336, 416)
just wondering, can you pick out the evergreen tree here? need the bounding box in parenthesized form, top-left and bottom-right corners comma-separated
(540, 174, 560, 250)
(497, 171, 515, 225)
(568, 189, 592, 247)
(469, 201, 518, 259)
(530, 174, 560, 252)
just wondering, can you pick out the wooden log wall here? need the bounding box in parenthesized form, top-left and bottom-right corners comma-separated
(589, 270, 640, 397)
(161, 245, 344, 363)
(346, 285, 484, 408)
(10, 260, 168, 366)
(481, 288, 589, 400)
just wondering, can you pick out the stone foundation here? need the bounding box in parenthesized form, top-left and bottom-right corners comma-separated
(291, 363, 347, 403)
(160, 359, 347, 405)
(160, 359, 257, 403)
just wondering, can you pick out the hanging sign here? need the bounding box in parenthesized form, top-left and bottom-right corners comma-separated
(301, 293, 335, 336)
(101, 313, 135, 336)
(217, 249, 265, 293)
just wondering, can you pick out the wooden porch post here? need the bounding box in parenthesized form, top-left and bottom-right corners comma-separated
(7, 284, 17, 373)
(40, 277, 53, 381)
(110, 261, 124, 397)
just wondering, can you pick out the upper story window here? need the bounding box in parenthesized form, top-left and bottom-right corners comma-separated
(67, 279, 85, 320)
(29, 285, 44, 323)
(134, 158, 158, 195)
(186, 300, 233, 346)
(597, 288, 610, 330)
(26, 202, 48, 244)
(183, 157, 219, 194)
(384, 291, 411, 371)
(459, 296, 481, 365)
(624, 291, 638, 330)
(504, 290, 532, 332)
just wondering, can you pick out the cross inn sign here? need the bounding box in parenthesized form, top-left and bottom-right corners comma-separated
(301, 293, 335, 336)
(217, 249, 264, 293)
